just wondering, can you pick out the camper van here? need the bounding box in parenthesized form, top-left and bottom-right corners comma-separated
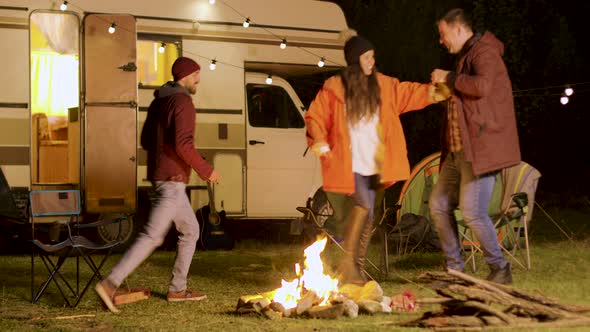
(0, 0, 350, 246)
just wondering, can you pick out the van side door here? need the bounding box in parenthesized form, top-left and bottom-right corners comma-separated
(245, 73, 318, 218)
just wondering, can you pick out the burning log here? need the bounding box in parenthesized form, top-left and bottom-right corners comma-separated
(296, 291, 318, 315)
(236, 294, 272, 314)
(395, 269, 590, 329)
(261, 306, 281, 320)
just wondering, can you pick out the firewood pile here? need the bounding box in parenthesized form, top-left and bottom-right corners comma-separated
(236, 280, 416, 320)
(398, 269, 590, 330)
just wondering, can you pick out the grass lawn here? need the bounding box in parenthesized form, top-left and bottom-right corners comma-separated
(0, 204, 589, 331)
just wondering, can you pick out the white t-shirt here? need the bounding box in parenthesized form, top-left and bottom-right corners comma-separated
(348, 111, 379, 176)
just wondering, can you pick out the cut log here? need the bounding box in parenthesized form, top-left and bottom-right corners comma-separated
(261, 307, 281, 320)
(422, 315, 484, 327)
(406, 270, 590, 329)
(113, 287, 150, 305)
(296, 291, 317, 315)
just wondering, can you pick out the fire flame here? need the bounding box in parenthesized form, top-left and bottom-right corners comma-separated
(272, 237, 339, 309)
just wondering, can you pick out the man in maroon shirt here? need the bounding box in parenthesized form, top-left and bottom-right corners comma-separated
(96, 57, 220, 313)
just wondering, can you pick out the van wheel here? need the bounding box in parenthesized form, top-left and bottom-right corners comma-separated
(96, 213, 141, 253)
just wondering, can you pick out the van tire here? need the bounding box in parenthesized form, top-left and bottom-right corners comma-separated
(96, 213, 141, 253)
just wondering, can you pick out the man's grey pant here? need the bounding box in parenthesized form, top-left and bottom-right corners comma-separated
(107, 181, 199, 293)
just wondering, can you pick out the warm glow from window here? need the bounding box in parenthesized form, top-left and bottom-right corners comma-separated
(137, 40, 179, 86)
(30, 52, 79, 117)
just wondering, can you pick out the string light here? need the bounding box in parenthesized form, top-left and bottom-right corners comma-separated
(565, 87, 574, 96)
(560, 96, 569, 105)
(266, 75, 273, 84)
(56, 0, 344, 74)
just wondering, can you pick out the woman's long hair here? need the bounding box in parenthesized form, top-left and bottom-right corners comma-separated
(340, 65, 381, 124)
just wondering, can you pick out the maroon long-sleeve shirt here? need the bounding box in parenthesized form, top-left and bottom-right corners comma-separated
(141, 82, 213, 183)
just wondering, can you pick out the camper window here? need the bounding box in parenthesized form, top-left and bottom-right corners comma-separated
(246, 84, 304, 129)
(137, 34, 181, 88)
(29, 11, 80, 184)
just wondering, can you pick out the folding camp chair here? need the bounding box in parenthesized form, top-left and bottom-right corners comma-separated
(30, 189, 124, 307)
(459, 162, 541, 271)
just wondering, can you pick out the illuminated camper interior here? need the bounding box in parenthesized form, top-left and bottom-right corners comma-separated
(137, 39, 178, 87)
(29, 11, 80, 184)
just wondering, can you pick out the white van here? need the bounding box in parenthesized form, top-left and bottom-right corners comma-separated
(0, 0, 351, 245)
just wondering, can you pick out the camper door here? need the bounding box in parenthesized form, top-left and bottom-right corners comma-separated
(83, 14, 137, 214)
(245, 73, 317, 218)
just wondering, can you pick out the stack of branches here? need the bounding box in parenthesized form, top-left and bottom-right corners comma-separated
(399, 269, 590, 331)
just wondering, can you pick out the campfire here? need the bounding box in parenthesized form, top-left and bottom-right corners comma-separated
(236, 237, 417, 319)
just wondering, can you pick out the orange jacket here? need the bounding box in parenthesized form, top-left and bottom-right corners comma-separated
(305, 73, 433, 194)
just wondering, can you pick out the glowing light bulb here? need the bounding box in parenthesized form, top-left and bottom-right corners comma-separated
(280, 39, 287, 49)
(318, 57, 325, 68)
(266, 75, 273, 84)
(243, 18, 250, 28)
(560, 96, 569, 105)
(60, 1, 68, 11)
(209, 59, 217, 71)
(108, 23, 116, 34)
(565, 87, 573, 96)
(158, 43, 165, 53)
(209, 0, 215, 4)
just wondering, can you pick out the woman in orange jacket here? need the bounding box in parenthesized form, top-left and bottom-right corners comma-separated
(305, 35, 444, 285)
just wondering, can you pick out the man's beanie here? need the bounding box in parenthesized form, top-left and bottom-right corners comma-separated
(344, 36, 374, 66)
(172, 57, 201, 81)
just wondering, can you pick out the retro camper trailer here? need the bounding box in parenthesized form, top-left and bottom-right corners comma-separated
(0, 0, 350, 246)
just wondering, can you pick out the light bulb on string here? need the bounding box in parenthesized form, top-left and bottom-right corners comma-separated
(280, 38, 287, 49)
(266, 75, 273, 84)
(565, 87, 574, 96)
(158, 43, 165, 53)
(560, 96, 569, 105)
(243, 18, 250, 28)
(60, 1, 68, 11)
(209, 59, 217, 71)
(318, 57, 325, 68)
(108, 23, 116, 34)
